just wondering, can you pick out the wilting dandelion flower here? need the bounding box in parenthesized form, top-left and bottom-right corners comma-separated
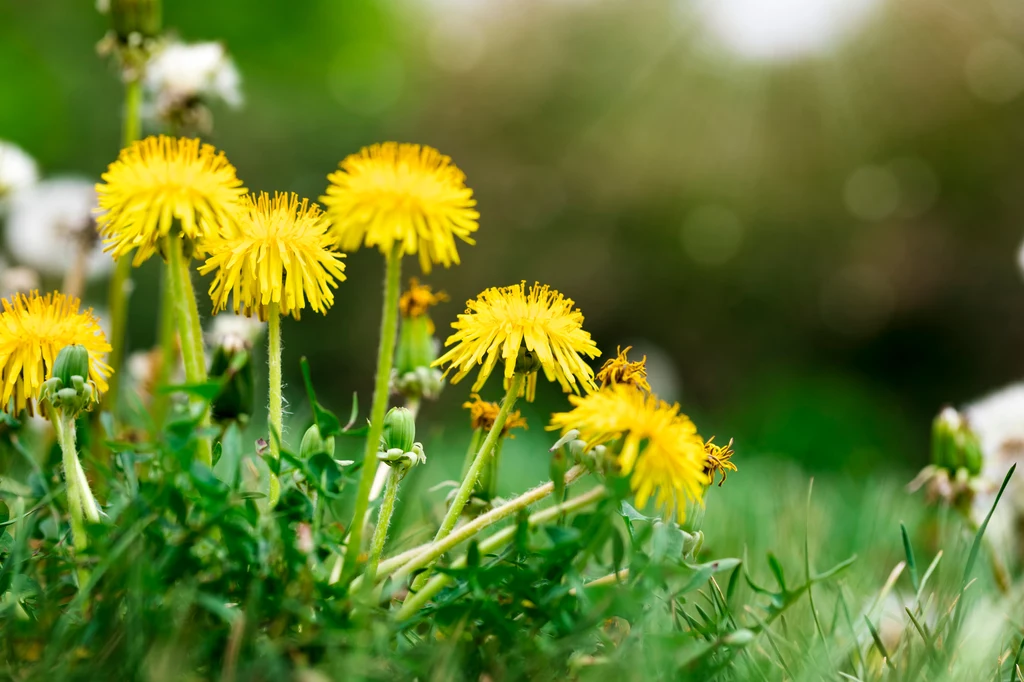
(321, 142, 479, 273)
(463, 393, 528, 437)
(703, 437, 737, 486)
(0, 291, 112, 415)
(95, 135, 246, 265)
(550, 384, 707, 522)
(399, 277, 448, 321)
(434, 282, 601, 402)
(6, 178, 114, 280)
(200, 192, 346, 320)
(596, 345, 651, 392)
(0, 140, 38, 202)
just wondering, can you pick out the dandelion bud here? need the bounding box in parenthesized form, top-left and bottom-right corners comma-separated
(109, 0, 162, 41)
(515, 346, 543, 375)
(52, 344, 91, 389)
(300, 423, 335, 459)
(931, 406, 983, 476)
(381, 407, 415, 455)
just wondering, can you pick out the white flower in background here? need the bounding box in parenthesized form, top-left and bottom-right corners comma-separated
(0, 141, 39, 203)
(4, 177, 114, 280)
(144, 41, 243, 122)
(208, 313, 265, 353)
(964, 383, 1024, 558)
(0, 261, 40, 298)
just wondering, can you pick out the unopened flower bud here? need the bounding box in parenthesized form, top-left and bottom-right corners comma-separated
(53, 344, 91, 389)
(932, 406, 983, 476)
(109, 0, 162, 41)
(300, 423, 335, 459)
(515, 346, 542, 374)
(381, 407, 415, 454)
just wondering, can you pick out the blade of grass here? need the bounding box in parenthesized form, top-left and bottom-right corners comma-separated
(805, 479, 831, 658)
(901, 522, 920, 594)
(865, 615, 896, 672)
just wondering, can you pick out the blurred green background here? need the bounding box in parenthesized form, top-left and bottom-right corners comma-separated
(3, 0, 1024, 480)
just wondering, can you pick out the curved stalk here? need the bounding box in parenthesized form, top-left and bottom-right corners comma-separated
(365, 466, 402, 581)
(396, 485, 608, 620)
(343, 245, 402, 582)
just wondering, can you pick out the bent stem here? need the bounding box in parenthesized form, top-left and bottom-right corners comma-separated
(384, 464, 589, 588)
(104, 77, 143, 414)
(165, 234, 213, 466)
(396, 485, 608, 620)
(409, 373, 526, 592)
(366, 466, 403, 582)
(343, 245, 402, 582)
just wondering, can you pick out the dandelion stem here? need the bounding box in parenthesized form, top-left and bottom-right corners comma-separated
(344, 245, 402, 581)
(165, 234, 212, 467)
(408, 373, 525, 592)
(366, 466, 402, 582)
(104, 76, 143, 414)
(151, 266, 177, 425)
(396, 485, 607, 620)
(267, 301, 283, 461)
(382, 464, 589, 589)
(51, 412, 91, 588)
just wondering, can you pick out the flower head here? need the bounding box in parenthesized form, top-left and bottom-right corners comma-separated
(400, 277, 449, 321)
(596, 345, 651, 392)
(6, 178, 113, 280)
(96, 135, 247, 265)
(0, 140, 38, 202)
(549, 384, 707, 522)
(0, 291, 112, 415)
(321, 142, 479, 273)
(703, 437, 737, 486)
(145, 41, 243, 113)
(199, 192, 346, 321)
(463, 393, 528, 437)
(434, 282, 601, 402)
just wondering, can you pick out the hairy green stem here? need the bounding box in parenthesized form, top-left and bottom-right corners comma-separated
(150, 265, 177, 425)
(104, 77, 143, 414)
(165, 235, 212, 466)
(366, 466, 403, 582)
(409, 373, 525, 592)
(386, 464, 588, 587)
(343, 245, 402, 581)
(396, 485, 608, 620)
(267, 301, 283, 460)
(52, 413, 91, 588)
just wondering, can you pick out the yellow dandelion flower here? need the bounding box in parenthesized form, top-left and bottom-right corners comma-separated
(400, 277, 449, 323)
(596, 345, 651, 392)
(199, 192, 347, 321)
(433, 282, 600, 402)
(463, 393, 528, 437)
(0, 291, 112, 415)
(704, 437, 737, 486)
(549, 384, 707, 522)
(320, 142, 479, 273)
(96, 135, 247, 265)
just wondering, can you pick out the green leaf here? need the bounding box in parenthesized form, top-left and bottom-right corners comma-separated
(213, 423, 244, 488)
(158, 381, 223, 402)
(900, 522, 919, 594)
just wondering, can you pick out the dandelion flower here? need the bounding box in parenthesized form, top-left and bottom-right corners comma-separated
(96, 135, 246, 265)
(6, 178, 114, 280)
(434, 282, 600, 402)
(0, 140, 38, 202)
(321, 142, 479, 273)
(703, 437, 737, 486)
(400, 277, 449, 322)
(549, 384, 707, 522)
(145, 41, 243, 115)
(0, 291, 112, 415)
(199, 192, 347, 321)
(463, 393, 528, 437)
(596, 345, 651, 392)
